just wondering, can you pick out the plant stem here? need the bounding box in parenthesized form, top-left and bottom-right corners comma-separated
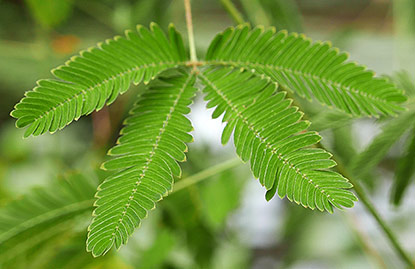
(184, 0, 197, 62)
(343, 213, 387, 269)
(220, 0, 245, 25)
(209, 2, 413, 265)
(335, 159, 414, 267)
(173, 158, 242, 193)
(284, 91, 414, 266)
(309, 136, 412, 267)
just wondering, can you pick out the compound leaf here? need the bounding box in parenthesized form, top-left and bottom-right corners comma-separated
(391, 126, 415, 205)
(199, 66, 357, 213)
(0, 173, 97, 263)
(10, 23, 187, 138)
(205, 25, 406, 117)
(351, 110, 415, 178)
(87, 69, 196, 257)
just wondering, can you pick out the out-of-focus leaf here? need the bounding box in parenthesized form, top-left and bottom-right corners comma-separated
(163, 188, 216, 267)
(332, 126, 357, 166)
(25, 0, 73, 28)
(310, 110, 354, 132)
(240, 0, 302, 31)
(351, 110, 415, 177)
(391, 126, 415, 205)
(211, 240, 250, 269)
(138, 229, 176, 269)
(393, 71, 415, 97)
(200, 170, 245, 230)
(131, 0, 173, 29)
(0, 173, 96, 265)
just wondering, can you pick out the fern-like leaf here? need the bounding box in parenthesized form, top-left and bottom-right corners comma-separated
(87, 69, 196, 256)
(198, 67, 357, 212)
(10, 23, 187, 138)
(0, 173, 97, 263)
(391, 126, 415, 205)
(205, 25, 406, 116)
(350, 110, 415, 177)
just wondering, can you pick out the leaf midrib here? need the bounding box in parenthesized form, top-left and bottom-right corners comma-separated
(0, 199, 93, 243)
(0, 218, 78, 261)
(30, 61, 186, 124)
(205, 60, 390, 106)
(198, 72, 335, 204)
(110, 73, 194, 240)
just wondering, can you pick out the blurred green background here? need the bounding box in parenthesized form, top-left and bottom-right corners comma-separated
(0, 0, 414, 268)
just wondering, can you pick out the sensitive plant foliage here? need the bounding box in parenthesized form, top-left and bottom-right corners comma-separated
(239, 0, 303, 31)
(10, 23, 407, 256)
(25, 0, 73, 28)
(0, 174, 97, 264)
(352, 72, 415, 205)
(10, 23, 186, 138)
(351, 110, 415, 178)
(205, 25, 406, 116)
(87, 69, 197, 256)
(393, 129, 415, 204)
(199, 67, 355, 211)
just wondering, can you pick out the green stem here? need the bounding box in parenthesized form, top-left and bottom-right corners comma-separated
(209, 3, 414, 266)
(343, 213, 387, 269)
(284, 90, 413, 266)
(184, 0, 197, 62)
(239, 0, 271, 26)
(220, 0, 245, 25)
(335, 158, 414, 267)
(74, 1, 116, 31)
(173, 158, 242, 193)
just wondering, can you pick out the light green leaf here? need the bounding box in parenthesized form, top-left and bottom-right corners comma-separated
(205, 25, 407, 117)
(87, 68, 197, 257)
(0, 173, 97, 263)
(200, 170, 245, 229)
(199, 66, 357, 213)
(25, 0, 73, 28)
(10, 23, 187, 138)
(391, 126, 415, 205)
(351, 110, 415, 177)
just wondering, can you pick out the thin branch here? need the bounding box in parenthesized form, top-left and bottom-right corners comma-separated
(73, 1, 116, 31)
(284, 90, 414, 267)
(184, 0, 197, 62)
(200, 4, 412, 262)
(220, 0, 245, 25)
(343, 212, 387, 269)
(173, 158, 242, 193)
(336, 159, 414, 267)
(239, 0, 271, 26)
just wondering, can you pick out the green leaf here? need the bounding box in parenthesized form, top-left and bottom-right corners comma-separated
(309, 109, 353, 132)
(205, 25, 407, 117)
(0, 173, 97, 263)
(351, 110, 415, 178)
(391, 126, 415, 205)
(200, 170, 245, 229)
(10, 23, 187, 138)
(199, 66, 357, 213)
(87, 68, 197, 257)
(240, 0, 302, 31)
(138, 229, 176, 269)
(393, 71, 415, 97)
(25, 0, 73, 28)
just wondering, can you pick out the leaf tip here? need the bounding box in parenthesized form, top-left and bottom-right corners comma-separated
(100, 163, 108, 171)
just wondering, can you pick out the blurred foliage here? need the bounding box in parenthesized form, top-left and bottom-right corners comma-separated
(239, 0, 302, 31)
(0, 172, 98, 268)
(0, 0, 414, 268)
(25, 0, 73, 28)
(350, 72, 415, 204)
